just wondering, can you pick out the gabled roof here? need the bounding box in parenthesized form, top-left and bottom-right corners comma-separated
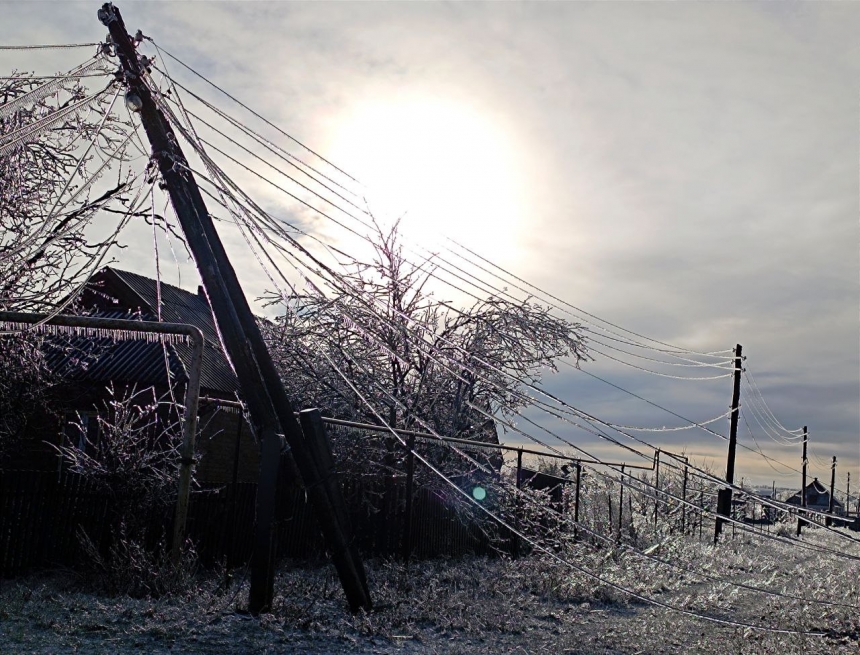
(51, 267, 239, 396)
(785, 477, 843, 509)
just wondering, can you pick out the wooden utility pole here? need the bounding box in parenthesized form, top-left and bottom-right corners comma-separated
(826, 456, 837, 527)
(797, 427, 808, 536)
(715, 344, 742, 543)
(98, 3, 369, 614)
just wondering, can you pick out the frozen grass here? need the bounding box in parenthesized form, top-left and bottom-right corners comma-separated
(1, 525, 858, 654)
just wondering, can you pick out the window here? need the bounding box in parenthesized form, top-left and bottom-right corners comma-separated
(64, 411, 100, 454)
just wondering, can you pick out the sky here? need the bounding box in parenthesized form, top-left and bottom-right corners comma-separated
(2, 1, 858, 488)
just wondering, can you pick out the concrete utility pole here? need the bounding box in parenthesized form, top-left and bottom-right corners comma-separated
(797, 427, 808, 536)
(715, 344, 742, 543)
(97, 3, 370, 613)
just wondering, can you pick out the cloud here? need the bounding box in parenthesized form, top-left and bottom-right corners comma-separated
(3, 1, 857, 485)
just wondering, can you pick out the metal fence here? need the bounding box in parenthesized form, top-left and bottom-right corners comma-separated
(0, 461, 498, 577)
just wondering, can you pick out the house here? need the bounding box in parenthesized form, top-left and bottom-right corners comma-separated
(4, 266, 259, 483)
(785, 478, 844, 516)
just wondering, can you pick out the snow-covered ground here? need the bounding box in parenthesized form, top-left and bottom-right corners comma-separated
(2, 528, 858, 654)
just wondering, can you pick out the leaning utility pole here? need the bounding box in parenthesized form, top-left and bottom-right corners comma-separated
(797, 427, 808, 536)
(97, 3, 369, 613)
(715, 343, 742, 543)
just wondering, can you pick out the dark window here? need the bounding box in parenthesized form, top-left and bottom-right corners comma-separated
(64, 411, 99, 454)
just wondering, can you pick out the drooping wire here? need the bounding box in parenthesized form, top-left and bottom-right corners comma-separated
(148, 40, 363, 186)
(146, 60, 852, 548)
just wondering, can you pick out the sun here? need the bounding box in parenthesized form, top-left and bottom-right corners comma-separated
(325, 95, 525, 264)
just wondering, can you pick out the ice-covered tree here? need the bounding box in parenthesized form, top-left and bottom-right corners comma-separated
(0, 67, 132, 311)
(264, 223, 588, 457)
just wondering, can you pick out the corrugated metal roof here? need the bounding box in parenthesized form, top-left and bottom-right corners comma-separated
(47, 268, 240, 396)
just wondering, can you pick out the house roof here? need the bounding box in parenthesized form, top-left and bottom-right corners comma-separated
(48, 267, 239, 396)
(785, 477, 843, 508)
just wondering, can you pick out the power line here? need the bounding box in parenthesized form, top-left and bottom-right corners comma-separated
(149, 40, 363, 186)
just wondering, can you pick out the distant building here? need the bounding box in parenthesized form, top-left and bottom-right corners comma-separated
(785, 478, 844, 516)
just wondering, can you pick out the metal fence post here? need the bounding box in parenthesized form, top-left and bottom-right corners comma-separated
(402, 434, 416, 564)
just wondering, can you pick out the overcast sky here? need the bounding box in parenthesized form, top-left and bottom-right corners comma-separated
(3, 1, 858, 488)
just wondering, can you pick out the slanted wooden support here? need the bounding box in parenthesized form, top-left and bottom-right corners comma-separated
(298, 409, 370, 610)
(99, 3, 370, 614)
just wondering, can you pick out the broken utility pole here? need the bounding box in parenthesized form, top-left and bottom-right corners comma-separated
(98, 3, 370, 613)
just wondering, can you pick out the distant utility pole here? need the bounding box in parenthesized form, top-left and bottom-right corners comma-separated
(715, 344, 742, 543)
(827, 456, 837, 527)
(97, 3, 370, 614)
(797, 427, 808, 536)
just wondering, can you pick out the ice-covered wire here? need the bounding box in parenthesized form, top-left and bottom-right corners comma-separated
(605, 408, 734, 433)
(587, 345, 734, 380)
(0, 56, 109, 120)
(158, 67, 744, 387)
(564, 363, 729, 440)
(743, 366, 805, 436)
(0, 43, 101, 50)
(2, 84, 124, 261)
(155, 54, 743, 384)
(445, 238, 736, 359)
(316, 343, 832, 634)
(0, 84, 111, 156)
(154, 74, 365, 205)
(0, 172, 149, 335)
(149, 40, 362, 186)
(740, 411, 797, 476)
(156, 75, 837, 544)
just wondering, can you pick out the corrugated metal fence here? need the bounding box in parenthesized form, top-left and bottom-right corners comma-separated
(0, 464, 497, 577)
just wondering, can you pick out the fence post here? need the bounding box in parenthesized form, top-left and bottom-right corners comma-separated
(653, 450, 660, 530)
(573, 461, 581, 541)
(698, 487, 704, 541)
(681, 465, 688, 534)
(225, 413, 244, 581)
(402, 435, 416, 564)
(617, 464, 624, 544)
(513, 449, 523, 558)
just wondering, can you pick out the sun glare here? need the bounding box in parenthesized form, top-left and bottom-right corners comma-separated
(326, 96, 525, 264)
